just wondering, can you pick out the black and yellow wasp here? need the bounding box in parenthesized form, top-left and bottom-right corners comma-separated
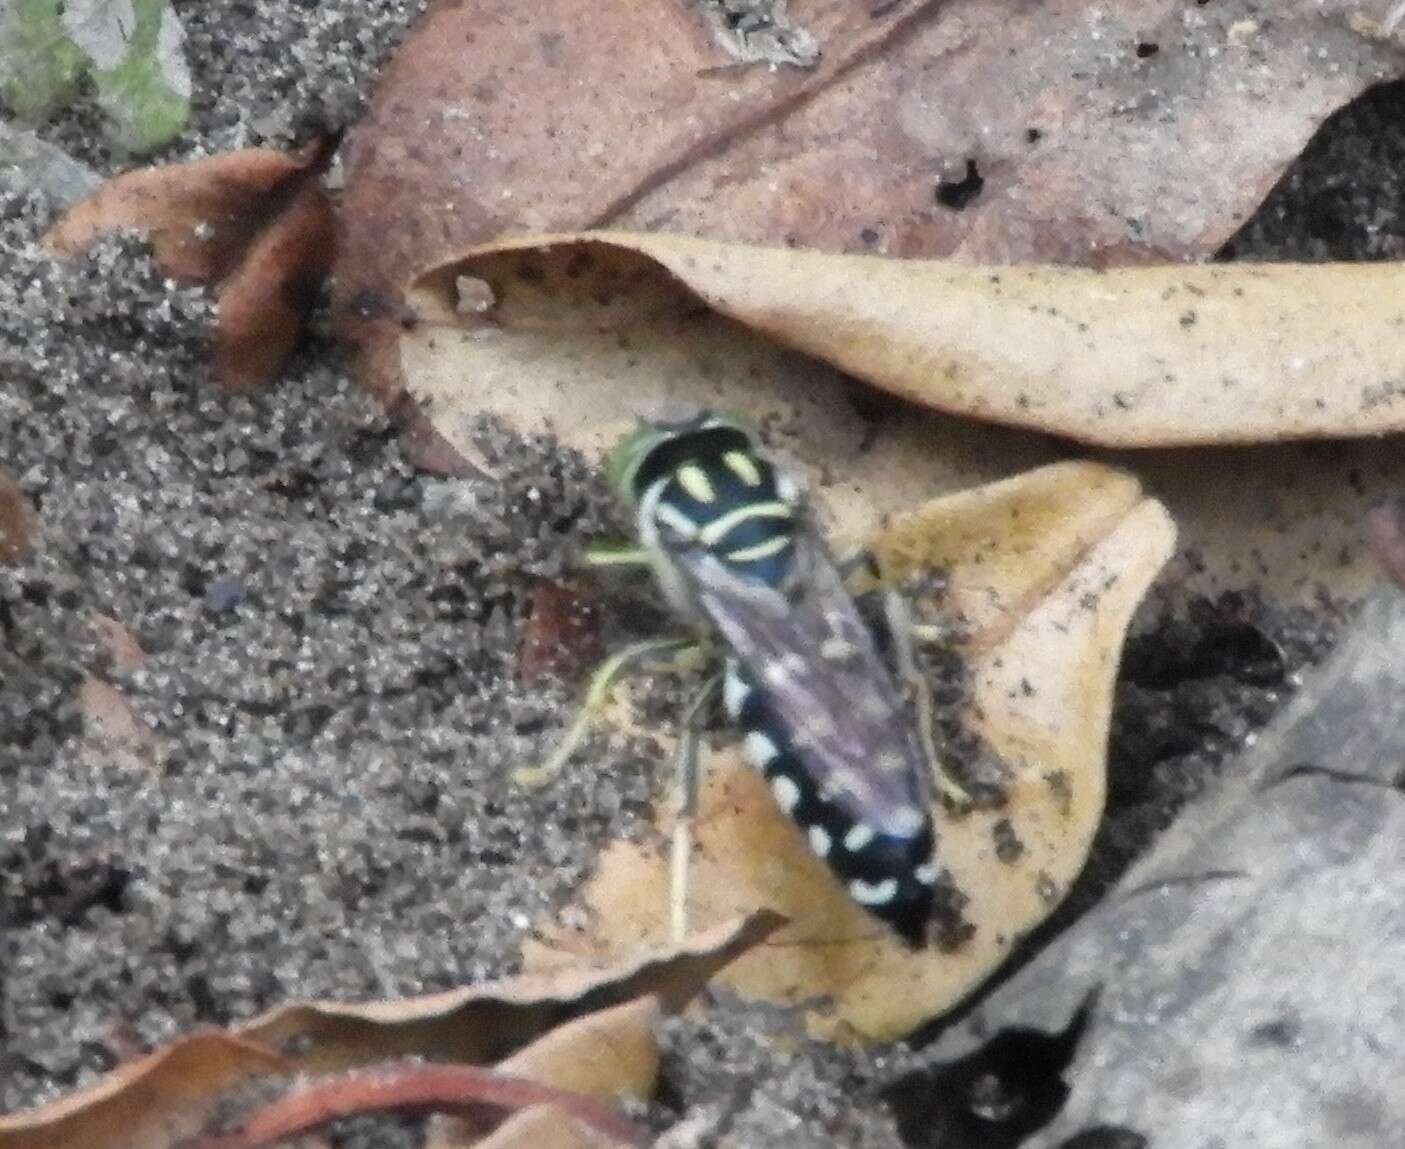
(522, 411, 960, 945)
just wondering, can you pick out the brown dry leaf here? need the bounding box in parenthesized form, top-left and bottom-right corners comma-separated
(338, 0, 1401, 402)
(523, 463, 1173, 1040)
(240, 912, 779, 1072)
(0, 468, 35, 564)
(0, 1032, 286, 1149)
(427, 998, 659, 1148)
(45, 143, 334, 391)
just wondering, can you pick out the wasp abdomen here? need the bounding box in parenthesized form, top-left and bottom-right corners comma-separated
(725, 659, 938, 946)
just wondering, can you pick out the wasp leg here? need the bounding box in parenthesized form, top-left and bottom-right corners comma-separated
(669, 672, 722, 942)
(883, 589, 971, 808)
(582, 542, 654, 567)
(515, 636, 704, 787)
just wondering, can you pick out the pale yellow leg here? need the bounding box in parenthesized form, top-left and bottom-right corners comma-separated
(514, 636, 701, 787)
(669, 673, 722, 942)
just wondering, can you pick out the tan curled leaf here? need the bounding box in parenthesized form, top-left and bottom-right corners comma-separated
(0, 468, 35, 564)
(0, 1032, 286, 1149)
(524, 463, 1173, 1040)
(338, 0, 1401, 406)
(239, 912, 779, 1072)
(403, 233, 1405, 606)
(427, 998, 659, 1149)
(44, 143, 334, 390)
(414, 233, 1405, 449)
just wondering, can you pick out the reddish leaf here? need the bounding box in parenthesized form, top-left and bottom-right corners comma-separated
(189, 1063, 647, 1149)
(517, 583, 603, 685)
(45, 141, 335, 391)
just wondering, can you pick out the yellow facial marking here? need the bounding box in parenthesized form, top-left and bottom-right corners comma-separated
(723, 450, 763, 487)
(675, 463, 715, 504)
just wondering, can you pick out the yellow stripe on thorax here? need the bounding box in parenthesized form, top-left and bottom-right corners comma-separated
(699, 501, 793, 547)
(675, 463, 716, 504)
(725, 533, 792, 564)
(722, 450, 763, 487)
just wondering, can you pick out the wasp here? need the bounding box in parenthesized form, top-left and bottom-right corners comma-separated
(521, 412, 963, 946)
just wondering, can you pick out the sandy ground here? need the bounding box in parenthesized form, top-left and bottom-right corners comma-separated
(3, 3, 1404, 1144)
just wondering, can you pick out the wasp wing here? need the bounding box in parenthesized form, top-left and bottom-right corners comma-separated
(672, 526, 934, 837)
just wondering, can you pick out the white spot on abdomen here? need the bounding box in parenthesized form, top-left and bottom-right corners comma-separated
(915, 863, 938, 886)
(809, 825, 832, 858)
(770, 774, 801, 813)
(723, 664, 750, 720)
(850, 877, 899, 906)
(843, 823, 876, 853)
(744, 730, 779, 767)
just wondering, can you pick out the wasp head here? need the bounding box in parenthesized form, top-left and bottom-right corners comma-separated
(606, 410, 757, 506)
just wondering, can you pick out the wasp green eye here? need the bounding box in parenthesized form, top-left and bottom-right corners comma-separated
(605, 423, 671, 504)
(606, 411, 757, 504)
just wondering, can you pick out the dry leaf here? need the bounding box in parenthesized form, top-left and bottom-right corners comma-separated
(414, 233, 1405, 449)
(189, 1063, 647, 1149)
(45, 143, 334, 390)
(0, 468, 35, 564)
(239, 912, 779, 1072)
(466, 1106, 627, 1149)
(427, 998, 659, 1148)
(337, 0, 1400, 401)
(402, 231, 1405, 607)
(0, 1032, 286, 1149)
(0, 920, 772, 1148)
(524, 463, 1173, 1040)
